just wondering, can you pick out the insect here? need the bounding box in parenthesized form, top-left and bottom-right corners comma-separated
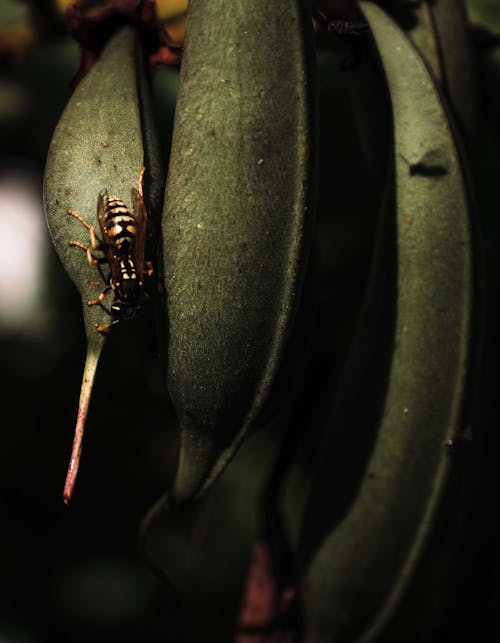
(313, 8, 369, 36)
(67, 167, 153, 334)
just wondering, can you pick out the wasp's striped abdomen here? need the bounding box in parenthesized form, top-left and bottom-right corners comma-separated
(102, 194, 137, 253)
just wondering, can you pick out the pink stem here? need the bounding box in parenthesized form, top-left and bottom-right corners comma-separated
(63, 348, 100, 505)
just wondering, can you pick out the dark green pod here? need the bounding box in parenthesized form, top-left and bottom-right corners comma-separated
(406, 0, 442, 81)
(301, 4, 477, 641)
(44, 26, 163, 502)
(407, 0, 478, 137)
(163, 0, 315, 503)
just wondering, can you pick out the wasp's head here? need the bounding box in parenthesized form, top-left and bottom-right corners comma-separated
(111, 297, 143, 321)
(115, 277, 143, 304)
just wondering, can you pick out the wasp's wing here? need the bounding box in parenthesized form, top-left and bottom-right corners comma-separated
(97, 189, 121, 286)
(130, 187, 148, 281)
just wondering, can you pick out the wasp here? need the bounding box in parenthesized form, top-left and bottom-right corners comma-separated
(67, 167, 153, 334)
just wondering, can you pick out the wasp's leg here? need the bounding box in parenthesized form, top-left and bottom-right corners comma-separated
(67, 209, 102, 251)
(68, 240, 106, 267)
(144, 260, 153, 277)
(137, 166, 146, 198)
(87, 285, 113, 307)
(94, 319, 119, 335)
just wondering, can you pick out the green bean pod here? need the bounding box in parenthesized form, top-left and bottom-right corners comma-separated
(44, 26, 163, 502)
(407, 0, 478, 137)
(300, 4, 477, 641)
(162, 0, 316, 503)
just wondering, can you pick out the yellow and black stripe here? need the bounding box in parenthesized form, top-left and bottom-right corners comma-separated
(102, 195, 137, 252)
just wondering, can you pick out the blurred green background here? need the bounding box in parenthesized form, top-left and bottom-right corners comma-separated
(1, 1, 499, 641)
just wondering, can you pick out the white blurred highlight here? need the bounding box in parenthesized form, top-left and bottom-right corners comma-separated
(0, 169, 48, 333)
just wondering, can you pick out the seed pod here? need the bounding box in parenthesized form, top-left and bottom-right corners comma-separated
(300, 3, 478, 641)
(44, 26, 163, 503)
(407, 0, 478, 137)
(162, 0, 316, 503)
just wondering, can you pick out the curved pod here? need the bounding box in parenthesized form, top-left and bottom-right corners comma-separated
(301, 4, 476, 641)
(163, 0, 315, 503)
(407, 0, 478, 137)
(44, 27, 162, 502)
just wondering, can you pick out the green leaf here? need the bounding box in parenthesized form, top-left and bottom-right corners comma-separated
(162, 0, 316, 503)
(300, 4, 477, 641)
(44, 26, 163, 502)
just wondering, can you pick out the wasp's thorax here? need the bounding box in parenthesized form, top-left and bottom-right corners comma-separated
(113, 256, 144, 301)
